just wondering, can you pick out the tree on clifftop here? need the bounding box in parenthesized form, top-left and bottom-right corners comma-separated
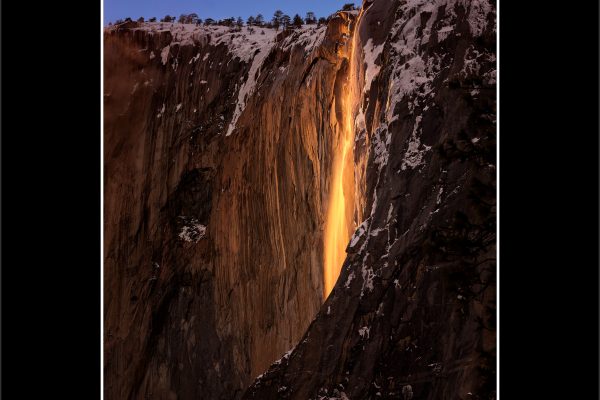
(255, 14, 265, 26)
(293, 14, 304, 28)
(177, 14, 199, 24)
(272, 10, 283, 31)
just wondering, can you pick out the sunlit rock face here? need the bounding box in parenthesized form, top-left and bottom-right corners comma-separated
(104, 13, 362, 400)
(243, 0, 496, 399)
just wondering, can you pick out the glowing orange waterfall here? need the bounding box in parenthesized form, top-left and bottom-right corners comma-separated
(324, 10, 363, 299)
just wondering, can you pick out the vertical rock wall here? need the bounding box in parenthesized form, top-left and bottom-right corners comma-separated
(104, 13, 362, 400)
(244, 0, 496, 398)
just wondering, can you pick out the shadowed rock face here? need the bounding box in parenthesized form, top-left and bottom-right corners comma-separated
(104, 0, 496, 398)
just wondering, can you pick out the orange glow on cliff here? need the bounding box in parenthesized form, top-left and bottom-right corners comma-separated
(324, 11, 363, 299)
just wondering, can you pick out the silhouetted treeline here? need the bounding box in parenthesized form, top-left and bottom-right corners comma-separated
(107, 5, 358, 28)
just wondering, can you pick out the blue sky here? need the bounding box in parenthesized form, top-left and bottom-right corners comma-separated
(104, 0, 352, 25)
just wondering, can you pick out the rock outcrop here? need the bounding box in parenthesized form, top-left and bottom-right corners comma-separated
(104, 12, 363, 400)
(104, 0, 496, 398)
(243, 0, 496, 399)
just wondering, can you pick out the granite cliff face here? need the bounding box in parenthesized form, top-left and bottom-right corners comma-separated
(244, 0, 496, 399)
(105, 12, 363, 400)
(104, 0, 496, 398)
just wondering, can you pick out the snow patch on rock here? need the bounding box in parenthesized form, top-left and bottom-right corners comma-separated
(214, 27, 277, 63)
(345, 272, 355, 289)
(400, 116, 431, 170)
(361, 264, 375, 296)
(372, 124, 392, 171)
(362, 38, 384, 94)
(189, 52, 201, 64)
(436, 186, 444, 205)
(225, 30, 278, 136)
(282, 26, 327, 54)
(178, 217, 206, 243)
(387, 203, 395, 222)
(156, 103, 165, 118)
(358, 326, 370, 339)
(161, 45, 170, 65)
(349, 219, 369, 249)
(273, 346, 295, 366)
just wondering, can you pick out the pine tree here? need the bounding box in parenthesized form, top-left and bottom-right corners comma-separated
(188, 13, 199, 24)
(272, 10, 283, 31)
(293, 14, 304, 28)
(255, 14, 265, 26)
